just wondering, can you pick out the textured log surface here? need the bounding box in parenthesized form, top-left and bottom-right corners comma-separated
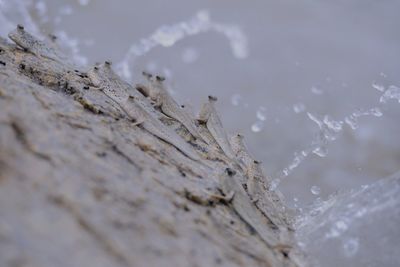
(0, 32, 308, 267)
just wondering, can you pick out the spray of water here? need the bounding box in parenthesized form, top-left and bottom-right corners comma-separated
(270, 84, 399, 191)
(116, 10, 248, 81)
(0, 0, 41, 36)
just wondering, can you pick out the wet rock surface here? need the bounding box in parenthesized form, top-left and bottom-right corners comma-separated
(0, 31, 306, 267)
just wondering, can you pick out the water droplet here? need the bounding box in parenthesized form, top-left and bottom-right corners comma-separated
(313, 197, 322, 205)
(310, 209, 321, 217)
(269, 179, 280, 191)
(310, 185, 321, 195)
(256, 106, 267, 121)
(293, 103, 306, 113)
(355, 207, 367, 218)
(282, 168, 289, 177)
(231, 94, 242, 106)
(345, 116, 358, 130)
(53, 31, 87, 66)
(212, 24, 249, 59)
(335, 220, 348, 231)
(352, 108, 367, 117)
(369, 107, 383, 117)
(379, 85, 400, 103)
(307, 112, 323, 128)
(116, 62, 132, 80)
(323, 115, 343, 132)
(326, 220, 349, 238)
(313, 146, 327, 157)
(251, 121, 264, 132)
(311, 86, 323, 95)
(343, 238, 359, 257)
(360, 185, 369, 192)
(153, 26, 185, 47)
(325, 228, 338, 238)
(372, 82, 385, 92)
(289, 156, 301, 169)
(182, 47, 199, 63)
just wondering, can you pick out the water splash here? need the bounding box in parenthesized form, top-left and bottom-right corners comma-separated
(345, 107, 383, 130)
(312, 146, 328, 157)
(0, 0, 41, 37)
(116, 10, 249, 81)
(372, 82, 385, 92)
(251, 120, 264, 133)
(54, 30, 88, 66)
(344, 115, 358, 130)
(269, 178, 281, 191)
(369, 107, 383, 117)
(0, 0, 88, 68)
(307, 112, 343, 157)
(311, 185, 321, 195)
(325, 219, 349, 238)
(295, 172, 400, 266)
(213, 23, 248, 59)
(323, 115, 344, 132)
(380, 85, 400, 103)
(273, 103, 386, 188)
(256, 106, 267, 121)
(280, 151, 308, 180)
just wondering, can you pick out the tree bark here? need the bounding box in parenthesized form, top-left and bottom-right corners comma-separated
(0, 33, 308, 267)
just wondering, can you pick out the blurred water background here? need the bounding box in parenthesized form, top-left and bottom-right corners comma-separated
(1, 0, 399, 266)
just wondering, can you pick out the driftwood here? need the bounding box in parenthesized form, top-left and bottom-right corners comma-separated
(0, 29, 308, 267)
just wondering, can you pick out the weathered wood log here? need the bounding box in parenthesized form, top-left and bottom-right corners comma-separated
(0, 30, 308, 267)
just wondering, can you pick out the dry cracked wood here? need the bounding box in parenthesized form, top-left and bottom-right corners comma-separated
(0, 29, 308, 267)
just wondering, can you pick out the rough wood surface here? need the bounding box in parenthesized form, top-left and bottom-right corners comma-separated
(0, 30, 308, 267)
